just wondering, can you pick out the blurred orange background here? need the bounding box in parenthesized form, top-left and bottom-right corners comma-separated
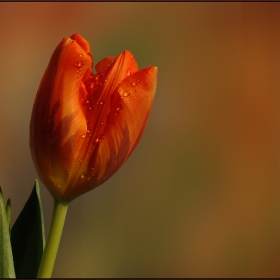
(1, 2, 280, 277)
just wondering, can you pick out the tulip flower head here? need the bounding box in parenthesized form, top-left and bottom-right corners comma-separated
(30, 34, 157, 202)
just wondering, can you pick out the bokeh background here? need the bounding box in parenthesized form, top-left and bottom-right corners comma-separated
(1, 2, 280, 277)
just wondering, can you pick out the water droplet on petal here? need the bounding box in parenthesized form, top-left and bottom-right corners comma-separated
(132, 82, 137, 87)
(127, 100, 130, 104)
(81, 134, 85, 139)
(123, 91, 130, 97)
(95, 135, 104, 144)
(79, 54, 83, 57)
(99, 100, 104, 105)
(75, 61, 84, 68)
(116, 104, 123, 111)
(127, 69, 132, 76)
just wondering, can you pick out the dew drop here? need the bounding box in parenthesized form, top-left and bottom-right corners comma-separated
(95, 135, 104, 144)
(99, 100, 104, 105)
(133, 90, 136, 93)
(81, 172, 87, 179)
(75, 61, 84, 68)
(81, 134, 85, 139)
(127, 100, 130, 104)
(116, 104, 123, 111)
(123, 91, 130, 97)
(132, 81, 137, 87)
(79, 54, 83, 57)
(127, 69, 132, 76)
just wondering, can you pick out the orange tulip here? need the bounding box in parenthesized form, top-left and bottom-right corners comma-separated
(30, 34, 157, 202)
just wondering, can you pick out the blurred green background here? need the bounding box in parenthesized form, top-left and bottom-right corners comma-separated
(1, 2, 280, 277)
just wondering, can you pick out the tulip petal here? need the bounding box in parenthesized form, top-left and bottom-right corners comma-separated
(95, 56, 116, 73)
(30, 36, 93, 198)
(63, 66, 157, 200)
(98, 66, 158, 180)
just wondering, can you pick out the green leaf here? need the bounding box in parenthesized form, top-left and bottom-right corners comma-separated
(0, 188, 16, 278)
(6, 199, 11, 232)
(11, 180, 45, 278)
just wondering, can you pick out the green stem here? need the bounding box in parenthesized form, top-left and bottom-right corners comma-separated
(37, 199, 69, 278)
